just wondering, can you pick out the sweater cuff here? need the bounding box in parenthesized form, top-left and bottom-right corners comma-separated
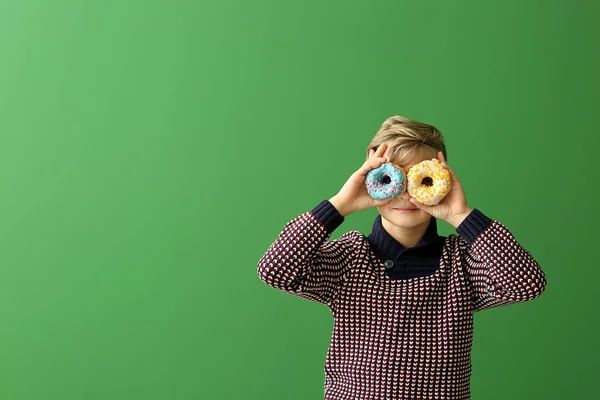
(456, 208, 493, 244)
(310, 199, 345, 235)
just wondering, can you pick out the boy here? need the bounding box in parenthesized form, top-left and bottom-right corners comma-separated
(257, 116, 547, 399)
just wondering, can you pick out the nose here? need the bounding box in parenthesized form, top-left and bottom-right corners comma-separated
(399, 188, 411, 199)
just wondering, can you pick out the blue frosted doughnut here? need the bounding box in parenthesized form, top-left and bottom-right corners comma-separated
(365, 162, 407, 200)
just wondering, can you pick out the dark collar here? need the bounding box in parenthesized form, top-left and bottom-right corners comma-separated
(366, 214, 445, 262)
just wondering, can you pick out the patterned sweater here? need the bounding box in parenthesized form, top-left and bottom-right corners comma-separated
(257, 199, 547, 400)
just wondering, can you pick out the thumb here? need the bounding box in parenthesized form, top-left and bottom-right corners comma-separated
(375, 198, 394, 207)
(409, 198, 433, 213)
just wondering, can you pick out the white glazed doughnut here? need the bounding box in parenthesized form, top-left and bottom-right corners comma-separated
(406, 159, 452, 206)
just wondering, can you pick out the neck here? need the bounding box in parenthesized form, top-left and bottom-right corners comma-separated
(381, 215, 431, 248)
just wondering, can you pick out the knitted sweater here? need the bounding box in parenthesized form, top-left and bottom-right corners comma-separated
(257, 199, 547, 400)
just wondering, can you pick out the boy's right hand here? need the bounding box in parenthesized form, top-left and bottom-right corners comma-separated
(329, 143, 395, 217)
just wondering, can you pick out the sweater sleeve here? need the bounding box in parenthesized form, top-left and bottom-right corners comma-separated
(456, 209, 548, 313)
(257, 200, 355, 307)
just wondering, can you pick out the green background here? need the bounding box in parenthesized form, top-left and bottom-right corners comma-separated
(0, 0, 598, 399)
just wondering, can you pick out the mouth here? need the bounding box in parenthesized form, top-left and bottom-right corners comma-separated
(393, 207, 418, 212)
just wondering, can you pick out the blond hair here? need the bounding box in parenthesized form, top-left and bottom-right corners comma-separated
(367, 115, 447, 166)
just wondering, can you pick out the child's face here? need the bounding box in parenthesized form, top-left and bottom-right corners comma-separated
(376, 147, 438, 228)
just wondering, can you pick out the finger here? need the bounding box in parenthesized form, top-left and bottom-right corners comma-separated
(409, 197, 432, 213)
(440, 161, 464, 189)
(434, 154, 454, 176)
(441, 160, 457, 179)
(440, 160, 453, 174)
(437, 151, 446, 164)
(375, 198, 394, 206)
(369, 147, 383, 160)
(358, 156, 387, 176)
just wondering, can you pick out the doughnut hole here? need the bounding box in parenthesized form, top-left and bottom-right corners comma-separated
(421, 177, 433, 187)
(382, 175, 391, 184)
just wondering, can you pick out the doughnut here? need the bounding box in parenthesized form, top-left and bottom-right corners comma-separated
(365, 162, 407, 200)
(406, 158, 452, 206)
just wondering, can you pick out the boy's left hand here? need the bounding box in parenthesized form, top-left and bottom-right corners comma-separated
(409, 151, 473, 228)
